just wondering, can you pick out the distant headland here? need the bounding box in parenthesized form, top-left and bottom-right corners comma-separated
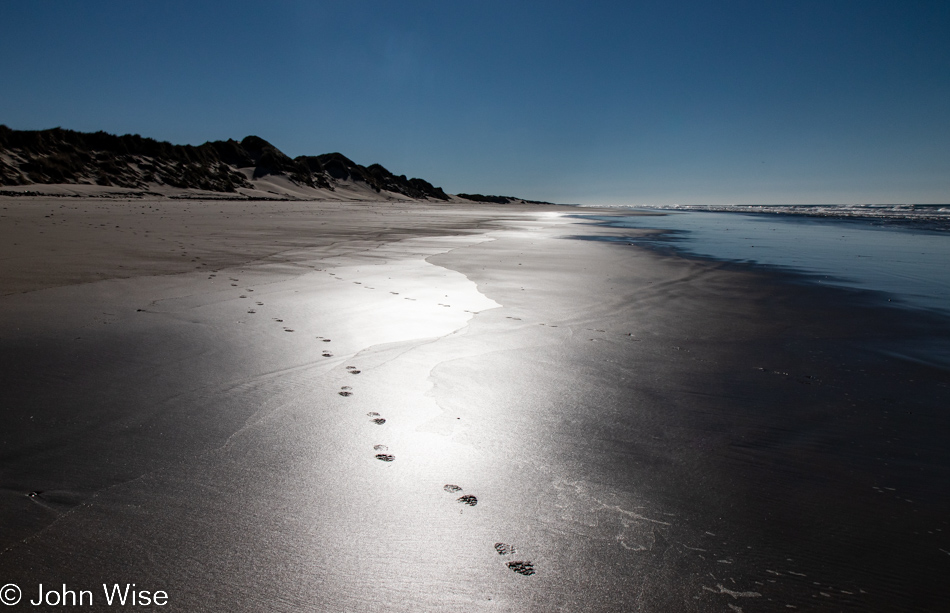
(0, 125, 550, 203)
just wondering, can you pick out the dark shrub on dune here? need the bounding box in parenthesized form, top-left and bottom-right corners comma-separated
(457, 193, 551, 204)
(207, 139, 255, 168)
(457, 193, 513, 204)
(313, 153, 357, 181)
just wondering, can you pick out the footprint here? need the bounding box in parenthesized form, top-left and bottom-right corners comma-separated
(322, 352, 333, 357)
(256, 301, 263, 306)
(373, 444, 388, 451)
(322, 339, 331, 343)
(444, 484, 462, 493)
(367, 412, 380, 417)
(247, 309, 256, 314)
(457, 495, 478, 506)
(273, 318, 283, 322)
(239, 294, 247, 298)
(283, 329, 294, 332)
(390, 292, 399, 295)
(375, 453, 395, 462)
(339, 390, 353, 397)
(348, 369, 361, 375)
(371, 418, 387, 425)
(494, 542, 517, 555)
(507, 561, 536, 576)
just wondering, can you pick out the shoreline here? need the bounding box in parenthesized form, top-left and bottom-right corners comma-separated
(1, 198, 948, 610)
(433, 217, 950, 609)
(570, 209, 950, 326)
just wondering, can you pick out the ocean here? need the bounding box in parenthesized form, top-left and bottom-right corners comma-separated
(574, 205, 950, 316)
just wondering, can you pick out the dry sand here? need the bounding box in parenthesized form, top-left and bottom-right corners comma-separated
(1, 195, 948, 611)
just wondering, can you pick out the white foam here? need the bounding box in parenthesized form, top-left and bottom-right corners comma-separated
(581, 203, 950, 224)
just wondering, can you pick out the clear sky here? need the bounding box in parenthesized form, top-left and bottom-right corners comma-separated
(2, 1, 948, 205)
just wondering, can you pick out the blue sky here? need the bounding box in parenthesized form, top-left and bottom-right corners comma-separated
(2, 1, 948, 204)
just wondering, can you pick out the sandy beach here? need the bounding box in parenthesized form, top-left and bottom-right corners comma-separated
(1, 196, 949, 611)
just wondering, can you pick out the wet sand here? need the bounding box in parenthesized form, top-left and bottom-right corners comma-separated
(1, 197, 948, 611)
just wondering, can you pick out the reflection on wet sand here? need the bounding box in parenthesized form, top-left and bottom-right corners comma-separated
(1, 200, 948, 611)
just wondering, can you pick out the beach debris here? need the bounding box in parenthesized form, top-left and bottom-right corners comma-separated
(702, 584, 761, 599)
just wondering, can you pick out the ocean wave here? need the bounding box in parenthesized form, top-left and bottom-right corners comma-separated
(580, 203, 950, 224)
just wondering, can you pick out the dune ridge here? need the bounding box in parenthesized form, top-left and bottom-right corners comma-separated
(0, 125, 546, 203)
